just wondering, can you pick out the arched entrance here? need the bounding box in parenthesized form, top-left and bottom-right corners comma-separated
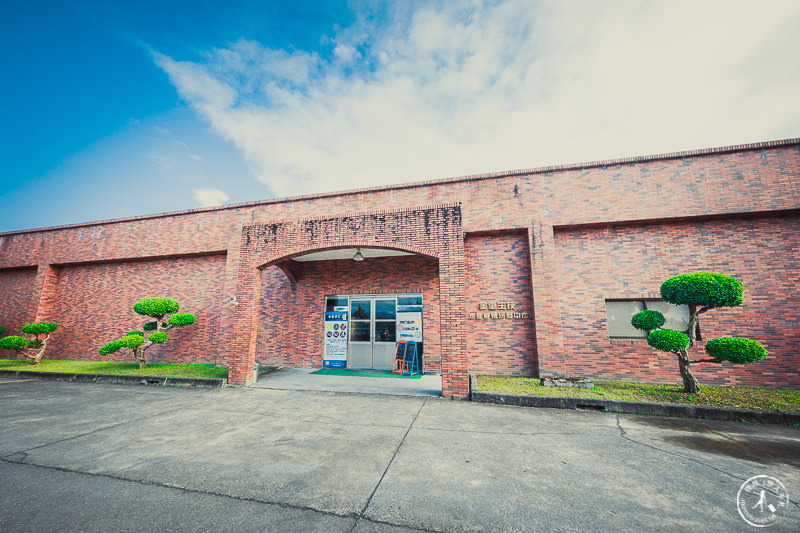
(228, 204, 469, 397)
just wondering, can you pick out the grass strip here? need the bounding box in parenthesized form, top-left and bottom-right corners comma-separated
(476, 375, 800, 412)
(0, 359, 228, 379)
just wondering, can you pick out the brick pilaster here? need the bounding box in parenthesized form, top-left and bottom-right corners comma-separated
(31, 264, 61, 324)
(528, 220, 566, 377)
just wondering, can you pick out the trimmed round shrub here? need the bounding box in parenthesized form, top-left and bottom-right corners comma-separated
(0, 336, 30, 351)
(660, 272, 743, 308)
(705, 337, 768, 364)
(149, 331, 168, 344)
(168, 313, 197, 327)
(134, 298, 180, 317)
(119, 334, 144, 348)
(647, 329, 690, 353)
(99, 341, 123, 356)
(27, 339, 43, 348)
(126, 330, 144, 337)
(21, 322, 58, 335)
(631, 310, 665, 332)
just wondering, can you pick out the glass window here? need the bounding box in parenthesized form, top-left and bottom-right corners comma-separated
(375, 299, 396, 319)
(350, 321, 371, 342)
(375, 321, 396, 342)
(397, 294, 423, 312)
(606, 299, 694, 339)
(350, 300, 371, 320)
(646, 301, 691, 333)
(606, 300, 646, 338)
(326, 296, 348, 312)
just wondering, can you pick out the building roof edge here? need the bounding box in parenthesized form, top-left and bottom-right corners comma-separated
(2, 137, 798, 237)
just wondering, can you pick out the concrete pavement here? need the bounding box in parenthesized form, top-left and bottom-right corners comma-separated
(0, 377, 798, 532)
(253, 367, 442, 396)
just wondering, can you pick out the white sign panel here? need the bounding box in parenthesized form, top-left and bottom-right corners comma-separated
(397, 312, 423, 343)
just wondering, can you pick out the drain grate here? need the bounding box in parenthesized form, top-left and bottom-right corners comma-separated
(576, 404, 605, 412)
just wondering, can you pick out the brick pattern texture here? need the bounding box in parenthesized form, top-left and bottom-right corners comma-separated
(552, 214, 800, 388)
(0, 139, 798, 394)
(0, 267, 38, 337)
(464, 232, 537, 375)
(48, 254, 228, 366)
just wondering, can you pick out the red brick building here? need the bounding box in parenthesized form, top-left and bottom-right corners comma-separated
(1, 138, 798, 397)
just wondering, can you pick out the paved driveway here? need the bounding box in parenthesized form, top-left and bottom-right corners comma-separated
(0, 378, 798, 532)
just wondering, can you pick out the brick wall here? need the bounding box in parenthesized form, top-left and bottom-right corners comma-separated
(552, 214, 800, 388)
(0, 267, 38, 337)
(464, 231, 537, 375)
(49, 254, 228, 366)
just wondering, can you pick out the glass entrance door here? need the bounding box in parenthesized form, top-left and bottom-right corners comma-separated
(347, 297, 397, 369)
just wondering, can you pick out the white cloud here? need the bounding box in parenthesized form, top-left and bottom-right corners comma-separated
(155, 0, 800, 199)
(194, 188, 229, 207)
(333, 43, 360, 62)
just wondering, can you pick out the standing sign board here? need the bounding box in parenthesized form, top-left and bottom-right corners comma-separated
(323, 311, 348, 368)
(397, 312, 423, 343)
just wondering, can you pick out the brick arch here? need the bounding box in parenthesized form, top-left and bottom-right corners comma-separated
(228, 204, 468, 397)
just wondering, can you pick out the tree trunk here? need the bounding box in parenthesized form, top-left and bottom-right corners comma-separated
(677, 349, 700, 393)
(133, 346, 148, 369)
(26, 334, 50, 365)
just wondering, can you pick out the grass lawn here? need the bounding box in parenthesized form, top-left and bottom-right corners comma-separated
(0, 359, 228, 379)
(477, 376, 800, 412)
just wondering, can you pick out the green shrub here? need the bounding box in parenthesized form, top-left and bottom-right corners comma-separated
(134, 298, 180, 317)
(168, 313, 196, 327)
(103, 298, 196, 369)
(631, 310, 665, 332)
(99, 341, 123, 355)
(21, 322, 58, 335)
(647, 329, 690, 353)
(0, 336, 30, 351)
(120, 334, 144, 348)
(660, 272, 743, 308)
(705, 337, 768, 364)
(149, 331, 168, 343)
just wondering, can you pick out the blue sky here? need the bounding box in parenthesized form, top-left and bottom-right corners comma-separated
(1, 0, 799, 233)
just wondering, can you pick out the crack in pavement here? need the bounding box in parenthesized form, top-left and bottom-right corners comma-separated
(0, 449, 439, 532)
(350, 397, 430, 533)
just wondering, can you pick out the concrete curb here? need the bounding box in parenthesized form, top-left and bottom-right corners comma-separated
(469, 375, 800, 426)
(0, 370, 226, 388)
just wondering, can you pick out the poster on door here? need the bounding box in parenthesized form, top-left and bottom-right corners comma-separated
(323, 311, 348, 368)
(397, 312, 423, 342)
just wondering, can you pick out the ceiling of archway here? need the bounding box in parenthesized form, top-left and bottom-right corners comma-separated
(292, 248, 413, 262)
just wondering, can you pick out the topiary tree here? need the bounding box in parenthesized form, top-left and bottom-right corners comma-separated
(631, 272, 767, 393)
(0, 322, 59, 364)
(99, 297, 197, 369)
